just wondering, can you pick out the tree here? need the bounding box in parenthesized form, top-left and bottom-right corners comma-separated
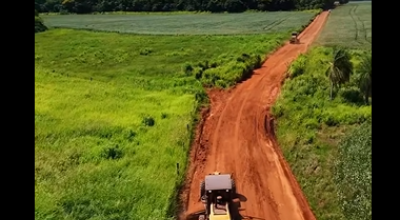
(325, 47, 353, 100)
(357, 52, 371, 104)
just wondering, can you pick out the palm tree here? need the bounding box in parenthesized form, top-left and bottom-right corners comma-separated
(325, 47, 353, 100)
(357, 53, 372, 104)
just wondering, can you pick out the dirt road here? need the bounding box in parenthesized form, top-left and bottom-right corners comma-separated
(180, 11, 329, 220)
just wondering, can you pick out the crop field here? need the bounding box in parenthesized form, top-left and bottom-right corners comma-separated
(42, 11, 318, 35)
(316, 1, 371, 49)
(34, 10, 315, 218)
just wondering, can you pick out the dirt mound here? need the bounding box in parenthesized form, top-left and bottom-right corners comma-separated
(180, 12, 329, 220)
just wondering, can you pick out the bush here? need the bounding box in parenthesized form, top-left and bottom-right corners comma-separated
(101, 145, 123, 160)
(35, 16, 48, 33)
(288, 54, 307, 78)
(335, 120, 371, 220)
(139, 48, 153, 55)
(182, 62, 194, 75)
(142, 116, 155, 126)
(339, 87, 364, 105)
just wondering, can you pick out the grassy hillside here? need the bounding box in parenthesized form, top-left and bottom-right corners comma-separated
(316, 1, 371, 49)
(272, 46, 371, 220)
(41, 10, 318, 35)
(35, 21, 314, 219)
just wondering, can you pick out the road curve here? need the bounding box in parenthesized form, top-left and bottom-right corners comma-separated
(180, 11, 329, 220)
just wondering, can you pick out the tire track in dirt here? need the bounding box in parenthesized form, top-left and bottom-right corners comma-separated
(180, 11, 329, 220)
(349, 5, 360, 41)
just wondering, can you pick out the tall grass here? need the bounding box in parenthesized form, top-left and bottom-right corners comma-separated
(35, 66, 198, 220)
(271, 46, 371, 220)
(35, 25, 311, 219)
(35, 29, 300, 88)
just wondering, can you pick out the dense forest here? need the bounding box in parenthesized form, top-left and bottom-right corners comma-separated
(35, 0, 349, 13)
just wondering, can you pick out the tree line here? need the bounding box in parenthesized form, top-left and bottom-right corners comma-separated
(35, 0, 349, 14)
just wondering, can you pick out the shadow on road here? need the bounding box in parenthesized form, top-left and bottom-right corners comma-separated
(230, 193, 266, 220)
(230, 193, 247, 220)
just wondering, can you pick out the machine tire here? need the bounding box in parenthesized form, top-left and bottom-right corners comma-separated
(200, 180, 205, 198)
(231, 179, 236, 197)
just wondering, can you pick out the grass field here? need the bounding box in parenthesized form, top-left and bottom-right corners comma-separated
(42, 11, 318, 35)
(272, 46, 371, 220)
(316, 1, 371, 49)
(34, 11, 316, 219)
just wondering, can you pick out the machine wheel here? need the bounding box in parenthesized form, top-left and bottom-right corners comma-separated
(231, 179, 236, 197)
(200, 180, 205, 198)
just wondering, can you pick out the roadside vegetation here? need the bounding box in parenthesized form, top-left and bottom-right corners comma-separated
(272, 2, 371, 218)
(272, 46, 371, 220)
(35, 10, 48, 33)
(35, 11, 315, 219)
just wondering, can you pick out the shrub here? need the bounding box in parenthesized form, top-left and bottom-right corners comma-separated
(339, 87, 364, 105)
(288, 54, 307, 78)
(182, 62, 194, 75)
(139, 48, 153, 55)
(195, 53, 262, 88)
(35, 16, 47, 33)
(101, 145, 123, 160)
(142, 116, 155, 126)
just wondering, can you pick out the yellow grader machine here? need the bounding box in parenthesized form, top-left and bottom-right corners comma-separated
(290, 32, 300, 44)
(195, 172, 236, 220)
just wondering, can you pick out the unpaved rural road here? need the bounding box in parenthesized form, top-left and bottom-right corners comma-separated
(180, 11, 329, 220)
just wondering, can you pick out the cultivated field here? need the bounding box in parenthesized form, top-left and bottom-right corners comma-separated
(316, 1, 371, 49)
(35, 11, 317, 219)
(42, 11, 317, 35)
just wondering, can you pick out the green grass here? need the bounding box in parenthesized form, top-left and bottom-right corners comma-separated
(35, 68, 196, 220)
(315, 1, 371, 49)
(271, 46, 371, 220)
(34, 28, 301, 88)
(34, 21, 315, 219)
(41, 10, 318, 35)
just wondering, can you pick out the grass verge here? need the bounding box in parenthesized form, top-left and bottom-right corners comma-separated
(272, 46, 371, 220)
(35, 24, 314, 219)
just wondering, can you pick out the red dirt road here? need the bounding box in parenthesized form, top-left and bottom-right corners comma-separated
(180, 12, 329, 220)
